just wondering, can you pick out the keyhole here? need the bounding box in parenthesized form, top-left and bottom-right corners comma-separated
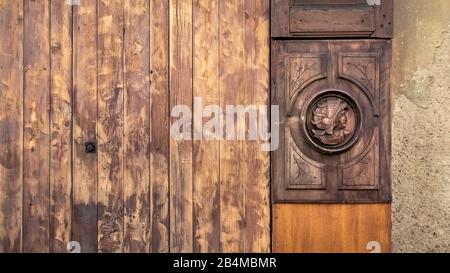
(85, 142, 96, 154)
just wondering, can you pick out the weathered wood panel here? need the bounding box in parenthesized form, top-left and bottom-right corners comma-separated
(192, 0, 220, 253)
(244, 0, 271, 253)
(97, 0, 125, 253)
(123, 0, 151, 253)
(23, 0, 50, 253)
(273, 204, 391, 253)
(169, 0, 193, 253)
(0, 0, 23, 253)
(219, 0, 246, 253)
(150, 0, 170, 253)
(0, 0, 271, 253)
(50, 0, 72, 253)
(72, 0, 98, 253)
(219, 0, 271, 253)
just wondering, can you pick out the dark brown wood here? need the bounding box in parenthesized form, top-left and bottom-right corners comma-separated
(271, 0, 393, 38)
(289, 7, 375, 36)
(272, 40, 391, 203)
(23, 0, 50, 253)
(292, 0, 367, 4)
(374, 0, 393, 38)
(0, 0, 23, 253)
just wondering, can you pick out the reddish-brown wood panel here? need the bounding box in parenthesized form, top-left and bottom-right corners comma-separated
(273, 204, 391, 253)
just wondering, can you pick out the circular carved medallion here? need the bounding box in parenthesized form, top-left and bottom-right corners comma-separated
(303, 91, 361, 154)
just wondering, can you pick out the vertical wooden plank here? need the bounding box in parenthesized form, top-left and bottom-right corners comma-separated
(244, 0, 270, 253)
(50, 0, 72, 253)
(150, 0, 170, 253)
(123, 0, 150, 253)
(97, 0, 125, 253)
(0, 0, 23, 253)
(72, 0, 98, 253)
(219, 0, 246, 253)
(192, 0, 220, 253)
(23, 0, 50, 253)
(169, 0, 193, 253)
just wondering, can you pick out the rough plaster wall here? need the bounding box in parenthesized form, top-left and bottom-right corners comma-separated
(392, 0, 450, 252)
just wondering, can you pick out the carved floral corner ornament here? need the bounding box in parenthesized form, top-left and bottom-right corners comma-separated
(303, 91, 360, 154)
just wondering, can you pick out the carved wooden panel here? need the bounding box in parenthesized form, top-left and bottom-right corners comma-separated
(272, 40, 391, 203)
(271, 0, 393, 38)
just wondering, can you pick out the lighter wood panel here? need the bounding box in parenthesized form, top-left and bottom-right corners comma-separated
(123, 0, 151, 253)
(193, 0, 220, 253)
(23, 0, 50, 253)
(219, 0, 246, 253)
(273, 204, 391, 253)
(0, 0, 23, 253)
(97, 0, 125, 253)
(149, 0, 170, 253)
(244, 0, 271, 253)
(169, 0, 193, 253)
(50, 0, 72, 253)
(72, 0, 98, 253)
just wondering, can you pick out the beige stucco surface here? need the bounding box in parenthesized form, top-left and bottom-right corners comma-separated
(392, 0, 450, 252)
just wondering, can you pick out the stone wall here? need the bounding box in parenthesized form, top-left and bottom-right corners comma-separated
(392, 0, 450, 252)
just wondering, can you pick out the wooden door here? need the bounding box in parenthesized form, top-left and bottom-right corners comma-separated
(271, 0, 393, 253)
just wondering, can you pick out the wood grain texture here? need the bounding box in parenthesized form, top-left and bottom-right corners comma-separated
(192, 0, 220, 253)
(97, 0, 125, 253)
(244, 0, 271, 253)
(23, 0, 50, 253)
(219, 0, 246, 253)
(50, 0, 72, 253)
(0, 0, 23, 253)
(150, 0, 170, 253)
(218, 0, 271, 253)
(0, 0, 272, 253)
(72, 0, 98, 253)
(169, 0, 193, 253)
(273, 204, 391, 253)
(123, 0, 150, 253)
